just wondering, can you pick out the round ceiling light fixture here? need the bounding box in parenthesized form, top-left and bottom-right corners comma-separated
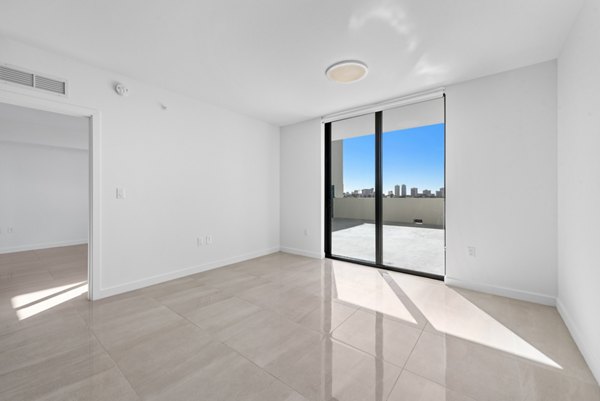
(325, 60, 368, 84)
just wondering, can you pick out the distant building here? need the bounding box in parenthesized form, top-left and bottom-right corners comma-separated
(362, 188, 374, 197)
(439, 187, 445, 198)
(411, 187, 418, 197)
(388, 190, 393, 197)
(401, 184, 407, 197)
(436, 190, 442, 197)
(394, 185, 400, 197)
(423, 189, 432, 196)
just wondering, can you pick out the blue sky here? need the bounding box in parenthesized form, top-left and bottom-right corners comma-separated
(342, 123, 444, 193)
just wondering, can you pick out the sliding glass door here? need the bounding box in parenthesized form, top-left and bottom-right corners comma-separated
(329, 112, 376, 263)
(325, 96, 445, 278)
(382, 99, 445, 276)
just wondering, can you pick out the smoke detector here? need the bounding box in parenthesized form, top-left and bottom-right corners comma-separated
(114, 82, 130, 97)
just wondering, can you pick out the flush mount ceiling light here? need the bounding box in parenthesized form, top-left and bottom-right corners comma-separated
(325, 60, 368, 83)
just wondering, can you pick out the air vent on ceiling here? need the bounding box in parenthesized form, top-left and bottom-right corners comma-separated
(0, 65, 67, 95)
(34, 75, 66, 94)
(0, 65, 34, 87)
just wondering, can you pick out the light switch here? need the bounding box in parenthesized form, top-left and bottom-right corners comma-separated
(116, 187, 126, 199)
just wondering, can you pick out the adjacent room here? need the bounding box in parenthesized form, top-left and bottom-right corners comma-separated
(0, 103, 90, 321)
(0, 0, 599, 400)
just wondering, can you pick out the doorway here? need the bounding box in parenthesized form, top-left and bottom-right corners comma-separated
(0, 98, 98, 308)
(324, 96, 445, 279)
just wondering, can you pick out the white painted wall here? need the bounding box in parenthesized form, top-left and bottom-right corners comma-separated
(0, 141, 88, 252)
(556, 0, 600, 383)
(445, 61, 558, 305)
(0, 102, 89, 150)
(280, 61, 558, 305)
(0, 36, 280, 298)
(280, 118, 323, 258)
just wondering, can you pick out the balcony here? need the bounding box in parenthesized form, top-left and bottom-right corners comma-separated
(331, 197, 445, 276)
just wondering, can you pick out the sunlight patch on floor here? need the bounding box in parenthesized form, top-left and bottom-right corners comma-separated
(333, 262, 417, 324)
(12, 282, 87, 320)
(385, 272, 561, 369)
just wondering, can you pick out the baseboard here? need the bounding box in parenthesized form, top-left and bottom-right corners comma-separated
(444, 276, 556, 306)
(279, 246, 324, 259)
(557, 298, 600, 385)
(0, 239, 88, 254)
(95, 247, 280, 299)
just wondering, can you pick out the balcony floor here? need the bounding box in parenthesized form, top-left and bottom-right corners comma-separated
(331, 221, 445, 276)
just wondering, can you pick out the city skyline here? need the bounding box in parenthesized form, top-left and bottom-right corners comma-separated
(343, 185, 445, 198)
(342, 123, 445, 194)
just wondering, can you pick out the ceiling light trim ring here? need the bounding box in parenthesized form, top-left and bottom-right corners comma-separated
(325, 60, 368, 84)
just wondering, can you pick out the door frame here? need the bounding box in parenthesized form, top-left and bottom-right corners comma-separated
(324, 95, 446, 281)
(0, 88, 102, 300)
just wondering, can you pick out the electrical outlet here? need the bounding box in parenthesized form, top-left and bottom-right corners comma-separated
(7, 227, 13, 234)
(206, 235, 213, 245)
(467, 246, 476, 257)
(197, 237, 205, 247)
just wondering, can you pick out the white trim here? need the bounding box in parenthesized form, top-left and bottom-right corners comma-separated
(96, 247, 280, 299)
(445, 276, 556, 306)
(88, 112, 101, 300)
(319, 122, 325, 258)
(0, 239, 88, 254)
(321, 87, 445, 123)
(280, 246, 324, 259)
(557, 298, 600, 385)
(0, 87, 101, 300)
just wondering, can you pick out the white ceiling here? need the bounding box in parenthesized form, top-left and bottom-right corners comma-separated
(0, 0, 583, 126)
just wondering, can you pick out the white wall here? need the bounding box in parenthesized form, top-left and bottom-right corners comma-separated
(280, 61, 558, 304)
(280, 118, 323, 258)
(557, 0, 600, 383)
(0, 141, 88, 252)
(0, 102, 89, 150)
(445, 61, 558, 304)
(0, 36, 280, 298)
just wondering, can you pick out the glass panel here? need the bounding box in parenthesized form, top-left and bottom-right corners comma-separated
(382, 99, 445, 275)
(330, 113, 376, 263)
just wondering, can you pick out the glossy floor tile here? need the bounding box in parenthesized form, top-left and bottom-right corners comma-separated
(0, 245, 599, 400)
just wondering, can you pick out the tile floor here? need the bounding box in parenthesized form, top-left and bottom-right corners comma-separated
(0, 245, 599, 401)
